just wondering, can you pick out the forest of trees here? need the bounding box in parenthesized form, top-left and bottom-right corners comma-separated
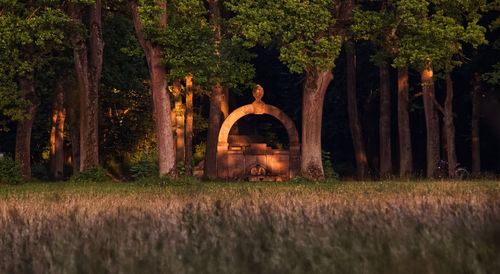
(0, 0, 499, 181)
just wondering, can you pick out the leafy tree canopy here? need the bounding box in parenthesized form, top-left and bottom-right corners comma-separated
(136, 0, 254, 90)
(0, 1, 73, 122)
(353, 0, 487, 73)
(227, 0, 343, 74)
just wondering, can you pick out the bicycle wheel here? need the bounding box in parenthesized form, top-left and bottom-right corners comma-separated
(455, 168, 470, 180)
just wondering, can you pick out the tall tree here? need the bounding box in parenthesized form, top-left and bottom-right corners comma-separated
(228, 0, 342, 180)
(353, 1, 406, 178)
(394, 0, 486, 177)
(344, 0, 369, 180)
(50, 81, 66, 180)
(185, 75, 194, 174)
(172, 80, 185, 165)
(378, 61, 392, 177)
(204, 0, 224, 179)
(129, 0, 176, 176)
(443, 74, 457, 177)
(0, 2, 71, 179)
(397, 67, 412, 177)
(346, 44, 369, 179)
(68, 0, 103, 172)
(420, 65, 440, 177)
(471, 73, 482, 174)
(159, 0, 253, 179)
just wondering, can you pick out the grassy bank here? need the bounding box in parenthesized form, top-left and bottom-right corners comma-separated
(1, 180, 499, 273)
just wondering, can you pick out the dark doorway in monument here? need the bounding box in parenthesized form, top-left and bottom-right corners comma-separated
(228, 114, 290, 150)
(216, 85, 301, 181)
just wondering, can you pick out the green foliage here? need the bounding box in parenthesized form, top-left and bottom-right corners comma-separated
(31, 162, 50, 181)
(193, 142, 206, 165)
(0, 155, 23, 185)
(124, 134, 159, 179)
(394, 0, 487, 71)
(129, 150, 159, 180)
(0, 2, 73, 122)
(322, 151, 339, 180)
(100, 10, 154, 167)
(483, 0, 500, 85)
(483, 63, 500, 84)
(227, 0, 343, 73)
(70, 166, 110, 183)
(137, 0, 255, 89)
(354, 0, 487, 72)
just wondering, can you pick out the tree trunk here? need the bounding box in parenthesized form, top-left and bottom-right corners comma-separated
(69, 1, 103, 171)
(130, 0, 176, 176)
(444, 74, 457, 178)
(15, 75, 38, 180)
(173, 80, 185, 165)
(65, 83, 80, 175)
(204, 84, 224, 179)
(301, 68, 333, 180)
(208, 0, 221, 52)
(50, 82, 65, 180)
(204, 0, 225, 179)
(221, 87, 230, 119)
(379, 62, 392, 178)
(150, 49, 176, 176)
(421, 67, 440, 178)
(185, 75, 194, 174)
(471, 73, 481, 175)
(346, 46, 369, 179)
(397, 67, 413, 177)
(70, 113, 80, 175)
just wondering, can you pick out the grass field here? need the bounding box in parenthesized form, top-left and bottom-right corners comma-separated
(1, 180, 499, 273)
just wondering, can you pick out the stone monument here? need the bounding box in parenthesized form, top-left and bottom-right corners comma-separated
(216, 85, 300, 181)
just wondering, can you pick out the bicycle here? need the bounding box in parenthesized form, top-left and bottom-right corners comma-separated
(434, 160, 470, 180)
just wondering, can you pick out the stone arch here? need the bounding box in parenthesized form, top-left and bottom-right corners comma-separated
(216, 86, 300, 179)
(217, 104, 299, 147)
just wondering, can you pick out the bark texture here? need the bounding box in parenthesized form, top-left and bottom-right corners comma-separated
(421, 68, 440, 178)
(379, 62, 392, 178)
(471, 73, 481, 175)
(204, 0, 225, 179)
(346, 46, 369, 179)
(221, 87, 230, 119)
(173, 80, 185, 165)
(444, 74, 457, 178)
(185, 75, 194, 174)
(65, 83, 80, 174)
(50, 83, 66, 180)
(204, 84, 224, 179)
(15, 75, 38, 180)
(301, 68, 333, 180)
(69, 1, 103, 171)
(397, 67, 413, 177)
(130, 0, 176, 176)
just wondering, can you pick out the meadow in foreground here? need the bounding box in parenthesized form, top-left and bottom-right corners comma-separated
(0, 180, 499, 274)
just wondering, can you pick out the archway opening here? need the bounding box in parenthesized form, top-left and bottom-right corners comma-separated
(228, 114, 290, 150)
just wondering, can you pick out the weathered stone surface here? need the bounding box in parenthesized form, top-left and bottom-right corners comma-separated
(216, 86, 300, 181)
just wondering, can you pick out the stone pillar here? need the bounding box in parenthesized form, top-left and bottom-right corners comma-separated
(217, 142, 228, 179)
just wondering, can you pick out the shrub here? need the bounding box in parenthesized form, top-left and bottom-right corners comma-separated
(31, 162, 50, 181)
(194, 143, 206, 165)
(129, 151, 159, 179)
(69, 166, 109, 183)
(0, 155, 23, 185)
(322, 151, 339, 180)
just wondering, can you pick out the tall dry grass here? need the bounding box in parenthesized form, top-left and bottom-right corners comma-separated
(0, 182, 499, 273)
